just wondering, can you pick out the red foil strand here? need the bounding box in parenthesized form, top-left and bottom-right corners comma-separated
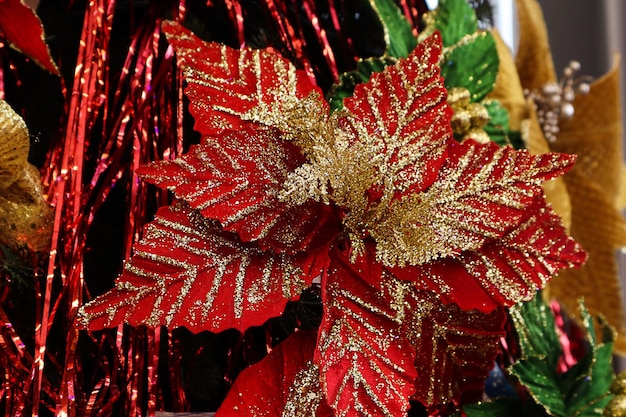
(224, 0, 245, 47)
(302, 0, 339, 82)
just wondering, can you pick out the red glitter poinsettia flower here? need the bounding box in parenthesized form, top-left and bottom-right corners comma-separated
(77, 21, 585, 416)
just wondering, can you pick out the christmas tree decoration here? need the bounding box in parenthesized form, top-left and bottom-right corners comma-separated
(419, 0, 511, 147)
(0, 0, 59, 74)
(513, 0, 626, 353)
(0, 0, 622, 415)
(76, 201, 329, 332)
(77, 7, 585, 415)
(510, 299, 614, 416)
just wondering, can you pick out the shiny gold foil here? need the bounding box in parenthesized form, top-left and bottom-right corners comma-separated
(0, 99, 52, 252)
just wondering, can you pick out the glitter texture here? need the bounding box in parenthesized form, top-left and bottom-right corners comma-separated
(77, 202, 317, 333)
(406, 290, 506, 407)
(137, 128, 340, 254)
(77, 13, 587, 417)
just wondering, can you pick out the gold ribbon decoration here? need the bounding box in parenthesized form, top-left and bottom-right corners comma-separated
(515, 0, 626, 353)
(487, 27, 572, 229)
(0, 99, 52, 252)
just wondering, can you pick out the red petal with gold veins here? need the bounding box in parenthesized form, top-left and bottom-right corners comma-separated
(216, 330, 333, 417)
(138, 128, 339, 253)
(392, 197, 587, 312)
(370, 139, 580, 267)
(77, 203, 329, 333)
(339, 31, 452, 196)
(0, 0, 59, 74)
(315, 245, 417, 417)
(406, 291, 506, 408)
(162, 20, 325, 136)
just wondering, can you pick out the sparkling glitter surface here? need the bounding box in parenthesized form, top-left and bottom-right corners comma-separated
(74, 6, 588, 416)
(406, 290, 506, 407)
(77, 203, 320, 333)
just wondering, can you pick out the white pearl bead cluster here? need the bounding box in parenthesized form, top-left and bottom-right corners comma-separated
(526, 61, 592, 143)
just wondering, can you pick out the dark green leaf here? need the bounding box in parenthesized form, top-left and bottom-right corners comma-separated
(441, 31, 499, 102)
(512, 357, 566, 416)
(509, 295, 562, 363)
(509, 131, 525, 150)
(508, 295, 565, 415)
(369, 0, 417, 58)
(424, 0, 478, 46)
(562, 305, 615, 416)
(509, 297, 615, 417)
(483, 99, 511, 146)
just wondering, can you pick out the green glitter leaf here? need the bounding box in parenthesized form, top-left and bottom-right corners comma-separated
(423, 0, 478, 46)
(560, 305, 614, 416)
(508, 295, 566, 415)
(483, 99, 511, 146)
(440, 31, 499, 102)
(508, 297, 615, 417)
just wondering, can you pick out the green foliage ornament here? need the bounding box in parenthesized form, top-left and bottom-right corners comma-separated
(483, 100, 511, 146)
(328, 0, 513, 148)
(420, 0, 478, 46)
(420, 0, 511, 145)
(419, 0, 498, 101)
(439, 31, 498, 102)
(462, 296, 615, 417)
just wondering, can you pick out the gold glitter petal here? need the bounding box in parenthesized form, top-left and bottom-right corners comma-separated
(368, 141, 574, 267)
